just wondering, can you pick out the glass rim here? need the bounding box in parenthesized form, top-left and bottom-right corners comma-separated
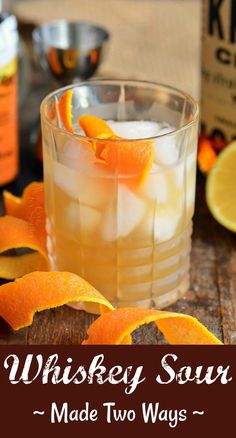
(40, 79, 199, 143)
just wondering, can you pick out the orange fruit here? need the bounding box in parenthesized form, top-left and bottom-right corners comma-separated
(58, 89, 74, 132)
(83, 307, 222, 345)
(0, 271, 114, 330)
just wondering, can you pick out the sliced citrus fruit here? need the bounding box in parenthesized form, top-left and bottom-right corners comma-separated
(78, 115, 154, 178)
(83, 307, 222, 345)
(0, 216, 49, 279)
(58, 89, 73, 132)
(3, 182, 46, 248)
(0, 271, 114, 330)
(206, 140, 236, 232)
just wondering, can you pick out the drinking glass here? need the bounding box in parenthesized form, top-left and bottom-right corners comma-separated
(41, 80, 199, 312)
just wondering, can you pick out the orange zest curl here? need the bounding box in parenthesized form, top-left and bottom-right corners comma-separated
(0, 271, 114, 330)
(58, 89, 74, 132)
(0, 216, 49, 279)
(78, 115, 154, 184)
(3, 182, 46, 248)
(83, 307, 222, 345)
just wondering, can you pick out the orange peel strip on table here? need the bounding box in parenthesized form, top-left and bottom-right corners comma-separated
(2, 191, 21, 215)
(0, 216, 49, 279)
(83, 307, 222, 345)
(0, 271, 114, 330)
(3, 182, 46, 247)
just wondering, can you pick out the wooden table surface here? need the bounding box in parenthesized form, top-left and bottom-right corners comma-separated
(0, 41, 236, 345)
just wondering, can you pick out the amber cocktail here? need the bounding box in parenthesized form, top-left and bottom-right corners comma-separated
(41, 80, 199, 312)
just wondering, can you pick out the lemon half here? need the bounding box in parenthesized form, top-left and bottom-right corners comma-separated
(206, 140, 236, 232)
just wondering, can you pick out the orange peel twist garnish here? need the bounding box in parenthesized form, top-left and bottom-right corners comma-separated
(58, 89, 74, 132)
(0, 271, 114, 330)
(78, 115, 154, 180)
(83, 307, 222, 345)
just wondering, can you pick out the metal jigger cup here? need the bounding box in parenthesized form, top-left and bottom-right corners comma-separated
(32, 20, 110, 85)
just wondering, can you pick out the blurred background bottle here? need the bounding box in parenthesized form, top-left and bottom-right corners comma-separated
(199, 0, 236, 172)
(0, 3, 19, 186)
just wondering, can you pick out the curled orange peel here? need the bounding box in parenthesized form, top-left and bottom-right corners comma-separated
(2, 191, 21, 215)
(0, 271, 114, 330)
(3, 182, 46, 248)
(83, 307, 222, 345)
(58, 89, 73, 132)
(78, 115, 154, 181)
(79, 115, 116, 140)
(0, 270, 221, 345)
(0, 216, 49, 279)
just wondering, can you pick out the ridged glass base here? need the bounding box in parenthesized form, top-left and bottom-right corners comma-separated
(66, 223, 192, 314)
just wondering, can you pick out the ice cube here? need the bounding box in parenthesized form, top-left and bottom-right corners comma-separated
(158, 126, 175, 135)
(58, 137, 95, 172)
(107, 120, 161, 139)
(141, 208, 181, 243)
(186, 185, 196, 209)
(118, 185, 146, 236)
(66, 201, 101, 237)
(79, 204, 101, 234)
(187, 149, 197, 174)
(153, 135, 179, 165)
(53, 161, 80, 199)
(102, 184, 146, 241)
(141, 169, 169, 204)
(172, 149, 197, 189)
(173, 161, 184, 188)
(53, 160, 113, 209)
(154, 213, 180, 242)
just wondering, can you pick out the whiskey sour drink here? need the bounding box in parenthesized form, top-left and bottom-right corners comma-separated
(41, 80, 199, 312)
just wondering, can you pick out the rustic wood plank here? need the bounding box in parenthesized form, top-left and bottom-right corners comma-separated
(27, 307, 96, 345)
(0, 318, 28, 345)
(215, 232, 236, 344)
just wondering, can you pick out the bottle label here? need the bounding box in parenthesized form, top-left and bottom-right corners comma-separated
(201, 0, 236, 143)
